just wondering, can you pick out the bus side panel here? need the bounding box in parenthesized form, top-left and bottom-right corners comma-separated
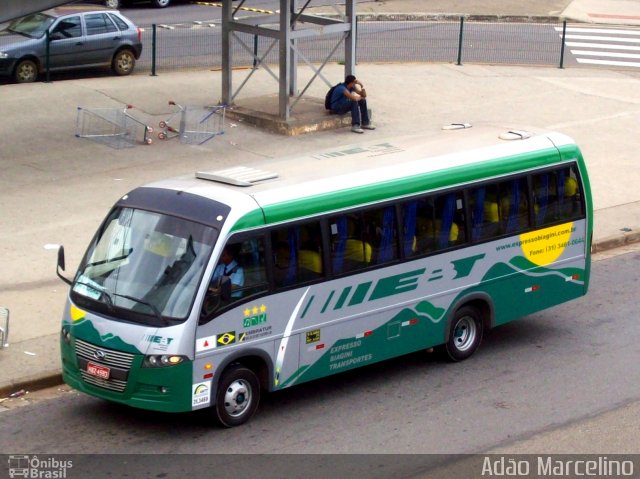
(196, 215, 589, 392)
(281, 219, 589, 388)
(293, 298, 448, 386)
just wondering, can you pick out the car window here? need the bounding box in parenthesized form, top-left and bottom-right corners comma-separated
(108, 13, 129, 32)
(51, 16, 82, 39)
(8, 13, 54, 38)
(85, 13, 118, 36)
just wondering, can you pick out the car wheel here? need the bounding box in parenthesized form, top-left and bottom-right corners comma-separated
(14, 59, 38, 83)
(151, 0, 171, 7)
(112, 49, 135, 76)
(214, 364, 260, 427)
(444, 305, 484, 361)
(104, 0, 120, 8)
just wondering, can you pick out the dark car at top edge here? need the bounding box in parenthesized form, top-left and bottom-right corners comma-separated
(0, 6, 142, 83)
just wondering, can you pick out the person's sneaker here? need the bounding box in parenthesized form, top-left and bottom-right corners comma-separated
(351, 125, 364, 133)
(362, 123, 376, 130)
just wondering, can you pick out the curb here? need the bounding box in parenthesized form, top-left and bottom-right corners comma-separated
(0, 372, 63, 400)
(591, 229, 640, 254)
(1, 231, 638, 399)
(354, 13, 566, 24)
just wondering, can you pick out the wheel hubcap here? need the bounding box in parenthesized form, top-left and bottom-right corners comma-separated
(118, 55, 133, 72)
(453, 316, 477, 352)
(17, 64, 35, 82)
(224, 379, 252, 417)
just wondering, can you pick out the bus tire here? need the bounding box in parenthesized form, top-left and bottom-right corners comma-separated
(444, 306, 483, 362)
(214, 364, 260, 427)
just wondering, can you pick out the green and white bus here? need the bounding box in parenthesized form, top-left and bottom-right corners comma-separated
(57, 128, 592, 426)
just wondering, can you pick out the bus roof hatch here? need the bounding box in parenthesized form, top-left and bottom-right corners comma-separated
(196, 166, 278, 187)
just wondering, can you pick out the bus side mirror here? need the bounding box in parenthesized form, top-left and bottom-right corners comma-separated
(56, 245, 72, 286)
(220, 276, 232, 302)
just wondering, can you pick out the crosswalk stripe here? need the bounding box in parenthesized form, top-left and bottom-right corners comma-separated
(555, 27, 640, 35)
(571, 50, 640, 59)
(565, 41, 640, 51)
(577, 58, 640, 67)
(563, 34, 640, 43)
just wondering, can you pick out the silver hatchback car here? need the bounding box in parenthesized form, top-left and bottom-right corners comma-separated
(0, 7, 143, 83)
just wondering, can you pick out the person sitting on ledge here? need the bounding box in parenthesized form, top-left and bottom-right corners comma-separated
(329, 74, 376, 134)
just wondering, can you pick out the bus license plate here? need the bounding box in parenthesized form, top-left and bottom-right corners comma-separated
(86, 362, 110, 380)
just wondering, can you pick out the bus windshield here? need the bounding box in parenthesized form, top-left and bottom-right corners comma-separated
(71, 207, 217, 325)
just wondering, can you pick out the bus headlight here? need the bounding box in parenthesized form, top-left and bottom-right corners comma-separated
(143, 354, 186, 368)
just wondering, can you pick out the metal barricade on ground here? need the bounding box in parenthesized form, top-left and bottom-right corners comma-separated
(75, 104, 153, 149)
(0, 307, 9, 349)
(157, 101, 225, 145)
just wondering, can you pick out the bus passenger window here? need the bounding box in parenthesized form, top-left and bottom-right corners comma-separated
(497, 177, 529, 234)
(272, 222, 323, 288)
(470, 185, 499, 242)
(330, 213, 372, 274)
(533, 165, 583, 226)
(403, 191, 465, 256)
(363, 206, 398, 264)
(471, 179, 528, 240)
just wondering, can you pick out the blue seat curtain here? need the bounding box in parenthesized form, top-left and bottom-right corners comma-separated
(377, 206, 396, 263)
(505, 180, 521, 234)
(402, 201, 417, 257)
(556, 169, 566, 218)
(536, 174, 549, 226)
(285, 227, 299, 285)
(438, 194, 456, 249)
(472, 187, 486, 242)
(332, 216, 348, 274)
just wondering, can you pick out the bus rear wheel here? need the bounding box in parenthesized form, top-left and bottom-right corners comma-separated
(214, 364, 260, 427)
(444, 306, 483, 361)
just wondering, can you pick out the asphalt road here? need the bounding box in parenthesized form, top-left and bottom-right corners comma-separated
(2, 248, 639, 474)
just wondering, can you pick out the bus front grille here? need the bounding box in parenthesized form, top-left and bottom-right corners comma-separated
(80, 371, 128, 392)
(75, 338, 135, 393)
(75, 338, 135, 369)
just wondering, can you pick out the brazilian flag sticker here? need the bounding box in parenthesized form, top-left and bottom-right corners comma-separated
(217, 331, 236, 346)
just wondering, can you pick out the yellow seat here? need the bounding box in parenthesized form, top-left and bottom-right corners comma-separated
(344, 239, 372, 263)
(298, 250, 322, 274)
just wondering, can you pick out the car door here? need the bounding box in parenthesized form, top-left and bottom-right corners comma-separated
(47, 15, 84, 69)
(82, 12, 121, 67)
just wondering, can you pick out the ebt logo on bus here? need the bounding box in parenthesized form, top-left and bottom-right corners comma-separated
(304, 254, 487, 317)
(519, 222, 577, 266)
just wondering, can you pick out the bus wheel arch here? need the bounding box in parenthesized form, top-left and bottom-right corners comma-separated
(212, 354, 271, 427)
(443, 297, 492, 362)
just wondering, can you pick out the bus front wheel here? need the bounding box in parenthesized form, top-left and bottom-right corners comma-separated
(444, 306, 483, 361)
(214, 364, 260, 427)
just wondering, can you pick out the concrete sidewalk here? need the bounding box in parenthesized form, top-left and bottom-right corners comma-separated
(1, 0, 640, 453)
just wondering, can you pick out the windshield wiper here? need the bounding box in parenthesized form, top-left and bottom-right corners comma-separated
(111, 292, 167, 325)
(82, 249, 133, 271)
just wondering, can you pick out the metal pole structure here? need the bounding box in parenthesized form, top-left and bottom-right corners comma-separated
(345, 0, 356, 76)
(150, 24, 157, 76)
(253, 34, 258, 68)
(221, 0, 232, 106)
(45, 30, 51, 83)
(559, 20, 567, 69)
(289, 0, 297, 96)
(279, 0, 292, 119)
(456, 16, 464, 66)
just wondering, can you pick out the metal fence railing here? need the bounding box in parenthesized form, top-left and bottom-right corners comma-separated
(33, 18, 573, 80)
(133, 18, 572, 76)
